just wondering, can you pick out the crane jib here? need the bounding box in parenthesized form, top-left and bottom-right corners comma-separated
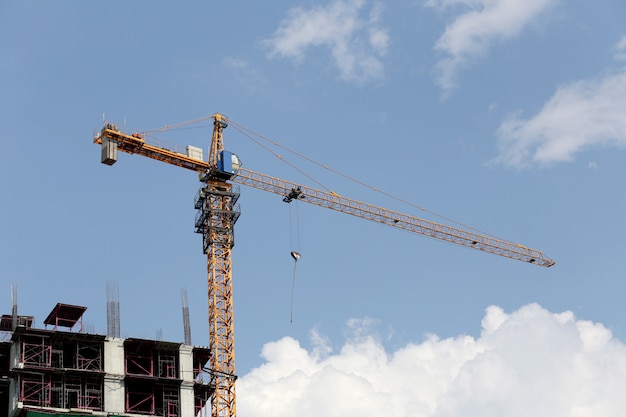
(93, 128, 555, 268)
(232, 168, 555, 268)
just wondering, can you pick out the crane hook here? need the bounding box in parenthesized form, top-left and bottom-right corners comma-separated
(290, 251, 301, 261)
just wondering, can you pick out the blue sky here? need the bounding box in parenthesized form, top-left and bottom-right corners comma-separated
(2, 1, 626, 415)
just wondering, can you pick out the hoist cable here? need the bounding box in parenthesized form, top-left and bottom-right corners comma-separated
(290, 260, 297, 324)
(227, 118, 501, 240)
(144, 115, 217, 134)
(136, 114, 503, 241)
(228, 122, 336, 194)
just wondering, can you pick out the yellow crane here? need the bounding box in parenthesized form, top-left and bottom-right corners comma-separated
(93, 113, 555, 417)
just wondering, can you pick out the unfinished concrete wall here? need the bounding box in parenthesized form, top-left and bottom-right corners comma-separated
(104, 337, 125, 414)
(179, 344, 195, 417)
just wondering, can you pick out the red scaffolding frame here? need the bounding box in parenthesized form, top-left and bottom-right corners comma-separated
(13, 323, 105, 413)
(124, 339, 182, 416)
(193, 347, 212, 417)
(21, 373, 51, 407)
(21, 334, 51, 368)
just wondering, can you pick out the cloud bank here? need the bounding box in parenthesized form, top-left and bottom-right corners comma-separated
(494, 69, 626, 168)
(426, 0, 556, 92)
(265, 0, 389, 83)
(494, 36, 626, 169)
(238, 303, 626, 417)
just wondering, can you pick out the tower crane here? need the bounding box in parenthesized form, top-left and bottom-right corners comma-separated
(93, 113, 555, 417)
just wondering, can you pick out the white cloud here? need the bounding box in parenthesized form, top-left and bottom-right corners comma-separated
(494, 68, 626, 168)
(265, 0, 389, 83)
(238, 303, 626, 417)
(615, 35, 626, 61)
(426, 0, 556, 92)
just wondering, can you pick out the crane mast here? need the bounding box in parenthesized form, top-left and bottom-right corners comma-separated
(197, 116, 238, 417)
(93, 114, 555, 417)
(99, 116, 239, 417)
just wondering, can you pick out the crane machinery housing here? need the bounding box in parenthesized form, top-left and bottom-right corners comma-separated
(94, 113, 554, 417)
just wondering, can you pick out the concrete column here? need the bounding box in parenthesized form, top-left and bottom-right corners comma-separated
(179, 344, 196, 416)
(104, 337, 126, 414)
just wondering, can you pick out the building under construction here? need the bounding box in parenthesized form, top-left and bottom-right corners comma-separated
(0, 298, 212, 417)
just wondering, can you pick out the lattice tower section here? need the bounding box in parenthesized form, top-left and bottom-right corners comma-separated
(195, 179, 240, 417)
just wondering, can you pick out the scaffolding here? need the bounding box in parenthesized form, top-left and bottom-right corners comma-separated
(126, 343, 154, 376)
(83, 381, 103, 410)
(126, 380, 155, 414)
(77, 342, 102, 370)
(12, 319, 106, 413)
(126, 380, 181, 416)
(158, 351, 177, 379)
(124, 339, 182, 416)
(162, 387, 179, 417)
(22, 371, 104, 411)
(20, 373, 51, 407)
(194, 387, 211, 417)
(21, 334, 51, 368)
(193, 348, 211, 384)
(193, 347, 212, 417)
(3, 303, 212, 417)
